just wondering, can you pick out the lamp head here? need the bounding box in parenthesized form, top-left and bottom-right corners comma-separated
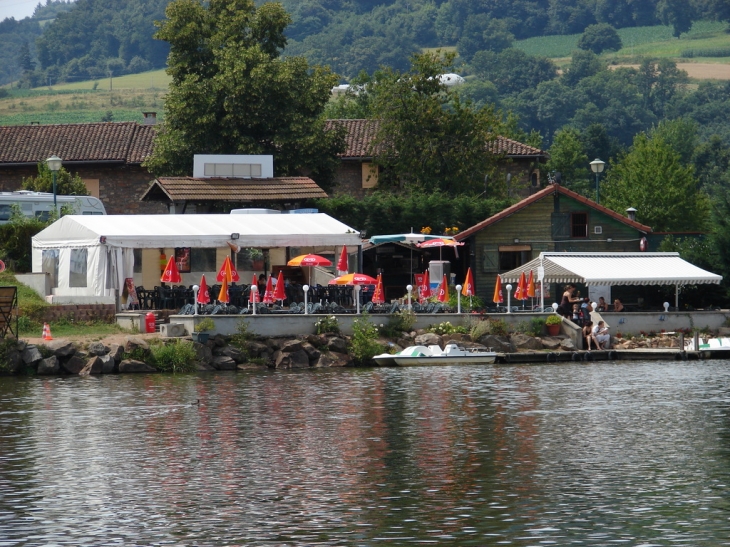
(552, 302, 559, 311)
(406, 284, 413, 292)
(193, 285, 199, 291)
(506, 284, 512, 291)
(663, 302, 670, 312)
(456, 284, 462, 291)
(46, 155, 62, 172)
(303, 285, 309, 292)
(590, 158, 605, 174)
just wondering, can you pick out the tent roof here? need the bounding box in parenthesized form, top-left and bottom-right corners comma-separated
(500, 252, 722, 286)
(32, 213, 361, 249)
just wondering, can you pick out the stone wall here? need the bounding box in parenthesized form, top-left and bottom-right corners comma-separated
(37, 304, 117, 323)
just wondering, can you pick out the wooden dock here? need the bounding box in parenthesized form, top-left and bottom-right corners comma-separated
(493, 348, 711, 364)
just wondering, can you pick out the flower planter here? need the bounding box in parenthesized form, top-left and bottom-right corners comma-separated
(192, 332, 210, 344)
(546, 323, 561, 336)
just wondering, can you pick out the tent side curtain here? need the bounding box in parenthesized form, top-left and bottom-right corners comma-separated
(500, 253, 722, 286)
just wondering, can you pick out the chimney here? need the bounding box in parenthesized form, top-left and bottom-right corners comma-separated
(142, 112, 157, 125)
(626, 207, 637, 222)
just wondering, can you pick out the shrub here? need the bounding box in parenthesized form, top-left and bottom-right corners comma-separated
(315, 315, 340, 335)
(349, 313, 384, 366)
(194, 317, 215, 332)
(516, 318, 544, 337)
(469, 318, 508, 339)
(428, 321, 467, 335)
(149, 340, 198, 373)
(381, 309, 416, 338)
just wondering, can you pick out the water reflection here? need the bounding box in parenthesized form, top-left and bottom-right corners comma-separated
(1, 361, 730, 545)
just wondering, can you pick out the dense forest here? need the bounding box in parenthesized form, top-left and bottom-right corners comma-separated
(1, 0, 730, 87)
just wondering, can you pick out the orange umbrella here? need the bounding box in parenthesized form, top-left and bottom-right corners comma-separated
(263, 274, 275, 304)
(329, 273, 378, 285)
(160, 255, 181, 284)
(372, 273, 385, 304)
(416, 237, 465, 260)
(337, 246, 348, 273)
(249, 274, 259, 304)
(514, 271, 527, 301)
(437, 274, 450, 303)
(461, 267, 474, 297)
(288, 254, 333, 267)
(218, 277, 229, 304)
(419, 270, 431, 301)
(493, 275, 503, 304)
(197, 274, 210, 304)
(216, 255, 239, 283)
(527, 270, 536, 298)
(273, 270, 286, 302)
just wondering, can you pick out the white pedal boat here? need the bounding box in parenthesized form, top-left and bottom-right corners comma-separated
(373, 343, 497, 366)
(685, 337, 730, 351)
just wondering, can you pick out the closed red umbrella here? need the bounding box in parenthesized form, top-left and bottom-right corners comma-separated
(437, 274, 450, 303)
(160, 255, 181, 284)
(515, 271, 528, 309)
(461, 267, 474, 296)
(337, 246, 348, 273)
(419, 270, 431, 301)
(493, 275, 503, 304)
(273, 270, 286, 302)
(263, 274, 275, 304)
(217, 256, 240, 283)
(197, 274, 210, 304)
(371, 273, 385, 304)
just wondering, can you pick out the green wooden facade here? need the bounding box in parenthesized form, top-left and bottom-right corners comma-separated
(459, 185, 651, 305)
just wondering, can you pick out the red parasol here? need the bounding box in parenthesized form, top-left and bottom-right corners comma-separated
(263, 275, 275, 304)
(249, 274, 259, 304)
(273, 270, 286, 302)
(416, 237, 465, 260)
(371, 273, 385, 304)
(526, 270, 536, 298)
(461, 267, 474, 297)
(493, 275, 503, 304)
(161, 255, 181, 284)
(514, 271, 527, 301)
(217, 256, 239, 283)
(197, 274, 210, 304)
(218, 277, 229, 304)
(337, 246, 349, 273)
(419, 270, 431, 301)
(437, 274, 450, 303)
(329, 273, 378, 285)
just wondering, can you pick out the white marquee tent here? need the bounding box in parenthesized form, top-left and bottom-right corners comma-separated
(500, 252, 722, 309)
(32, 214, 362, 301)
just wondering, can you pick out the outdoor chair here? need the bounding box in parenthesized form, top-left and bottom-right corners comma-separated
(388, 302, 400, 314)
(411, 302, 423, 313)
(363, 302, 374, 313)
(210, 304, 222, 315)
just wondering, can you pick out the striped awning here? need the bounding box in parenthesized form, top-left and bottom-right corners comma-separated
(500, 252, 722, 286)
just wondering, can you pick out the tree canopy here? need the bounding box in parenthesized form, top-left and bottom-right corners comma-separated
(144, 0, 344, 190)
(21, 162, 89, 196)
(577, 23, 622, 54)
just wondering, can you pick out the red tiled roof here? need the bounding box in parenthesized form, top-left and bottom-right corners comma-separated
(0, 122, 156, 165)
(455, 183, 652, 240)
(141, 177, 328, 202)
(325, 119, 548, 159)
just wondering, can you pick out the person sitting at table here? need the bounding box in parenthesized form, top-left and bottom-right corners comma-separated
(582, 320, 597, 351)
(613, 298, 624, 312)
(596, 296, 607, 312)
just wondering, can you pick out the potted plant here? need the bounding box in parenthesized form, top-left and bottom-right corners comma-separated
(545, 314, 563, 336)
(192, 317, 215, 343)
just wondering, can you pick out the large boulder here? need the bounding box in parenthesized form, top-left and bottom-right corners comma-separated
(44, 339, 76, 358)
(475, 334, 514, 353)
(279, 339, 304, 353)
(2, 346, 22, 374)
(541, 336, 563, 350)
(37, 355, 60, 375)
(216, 346, 246, 363)
(118, 359, 157, 373)
(510, 333, 543, 351)
(325, 336, 348, 354)
(79, 356, 104, 376)
(414, 332, 442, 347)
(301, 342, 321, 362)
(61, 354, 87, 374)
(124, 337, 149, 353)
(312, 351, 352, 367)
(87, 342, 108, 356)
(108, 344, 124, 363)
(211, 355, 237, 371)
(273, 349, 310, 368)
(245, 341, 270, 359)
(21, 345, 43, 366)
(99, 354, 115, 374)
(560, 338, 576, 351)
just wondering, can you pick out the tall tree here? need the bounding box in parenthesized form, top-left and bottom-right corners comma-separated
(577, 23, 622, 55)
(367, 51, 504, 196)
(545, 127, 591, 196)
(657, 0, 696, 37)
(602, 132, 709, 231)
(145, 0, 344, 190)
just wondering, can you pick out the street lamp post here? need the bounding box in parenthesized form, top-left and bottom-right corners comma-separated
(590, 158, 605, 204)
(46, 155, 62, 213)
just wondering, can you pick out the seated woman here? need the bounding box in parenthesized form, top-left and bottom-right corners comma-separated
(596, 296, 607, 312)
(582, 321, 596, 350)
(613, 298, 624, 312)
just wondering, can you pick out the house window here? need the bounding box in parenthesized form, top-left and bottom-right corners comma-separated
(191, 248, 217, 272)
(571, 213, 588, 238)
(498, 245, 531, 270)
(133, 249, 142, 274)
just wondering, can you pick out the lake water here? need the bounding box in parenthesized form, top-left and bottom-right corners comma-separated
(1, 361, 730, 546)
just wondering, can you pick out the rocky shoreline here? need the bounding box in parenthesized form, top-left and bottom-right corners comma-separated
(0, 330, 686, 376)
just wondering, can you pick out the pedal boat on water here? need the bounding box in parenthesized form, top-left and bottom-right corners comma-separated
(373, 343, 497, 366)
(684, 337, 730, 351)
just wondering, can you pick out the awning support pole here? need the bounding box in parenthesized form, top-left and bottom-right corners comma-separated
(540, 255, 544, 311)
(675, 284, 679, 310)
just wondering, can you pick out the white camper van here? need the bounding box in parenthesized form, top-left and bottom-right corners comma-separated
(0, 191, 106, 223)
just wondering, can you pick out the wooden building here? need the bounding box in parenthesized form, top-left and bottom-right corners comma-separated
(455, 183, 652, 305)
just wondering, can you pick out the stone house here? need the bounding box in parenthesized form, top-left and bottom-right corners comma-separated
(324, 119, 550, 199)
